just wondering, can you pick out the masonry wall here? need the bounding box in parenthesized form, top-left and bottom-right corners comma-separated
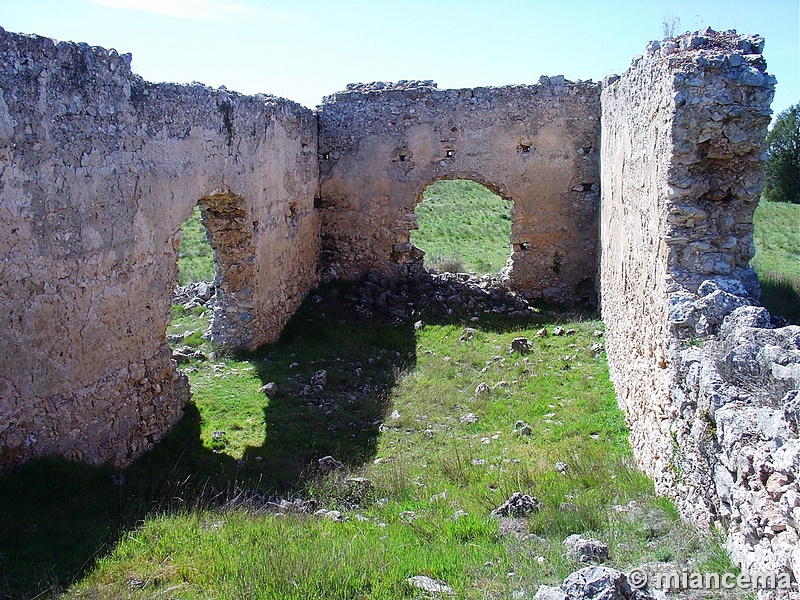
(318, 81, 601, 304)
(601, 31, 800, 585)
(0, 29, 319, 468)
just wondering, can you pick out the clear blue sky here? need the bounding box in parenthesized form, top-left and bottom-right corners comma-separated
(1, 0, 797, 115)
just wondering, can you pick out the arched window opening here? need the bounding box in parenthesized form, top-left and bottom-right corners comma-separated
(177, 205, 215, 287)
(411, 179, 512, 276)
(168, 191, 256, 351)
(169, 204, 216, 355)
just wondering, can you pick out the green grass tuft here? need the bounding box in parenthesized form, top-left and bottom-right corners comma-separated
(10, 187, 795, 598)
(0, 284, 736, 599)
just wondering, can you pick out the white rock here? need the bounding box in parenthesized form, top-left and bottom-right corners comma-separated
(406, 575, 454, 595)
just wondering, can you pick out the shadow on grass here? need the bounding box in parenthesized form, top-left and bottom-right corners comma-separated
(239, 282, 418, 491)
(759, 274, 800, 325)
(0, 283, 413, 598)
(0, 279, 588, 598)
(0, 404, 237, 599)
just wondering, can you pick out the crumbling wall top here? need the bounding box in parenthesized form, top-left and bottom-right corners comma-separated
(321, 78, 599, 106)
(600, 28, 796, 585)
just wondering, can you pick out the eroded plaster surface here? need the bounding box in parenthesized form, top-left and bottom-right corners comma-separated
(0, 28, 319, 467)
(601, 31, 800, 584)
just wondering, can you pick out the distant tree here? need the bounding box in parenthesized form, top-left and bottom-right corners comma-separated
(763, 104, 800, 204)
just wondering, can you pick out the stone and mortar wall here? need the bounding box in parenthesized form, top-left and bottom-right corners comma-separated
(0, 28, 319, 468)
(318, 80, 600, 304)
(601, 30, 800, 587)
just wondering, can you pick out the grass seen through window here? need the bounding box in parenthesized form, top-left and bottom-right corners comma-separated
(412, 179, 512, 276)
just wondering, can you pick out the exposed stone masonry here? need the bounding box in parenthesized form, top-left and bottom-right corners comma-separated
(671, 302, 800, 588)
(601, 29, 799, 592)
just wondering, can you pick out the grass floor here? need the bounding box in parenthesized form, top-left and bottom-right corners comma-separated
(0, 287, 733, 599)
(7, 188, 795, 598)
(174, 189, 800, 324)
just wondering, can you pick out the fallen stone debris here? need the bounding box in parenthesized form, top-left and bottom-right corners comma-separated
(317, 455, 344, 473)
(511, 337, 532, 354)
(330, 271, 550, 323)
(172, 281, 216, 309)
(563, 534, 609, 563)
(533, 566, 662, 600)
(406, 575, 454, 596)
(171, 345, 207, 364)
(491, 492, 542, 518)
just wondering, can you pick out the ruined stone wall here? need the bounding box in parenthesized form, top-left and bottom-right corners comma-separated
(601, 31, 800, 585)
(318, 80, 600, 304)
(2, 24, 797, 585)
(0, 29, 319, 468)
